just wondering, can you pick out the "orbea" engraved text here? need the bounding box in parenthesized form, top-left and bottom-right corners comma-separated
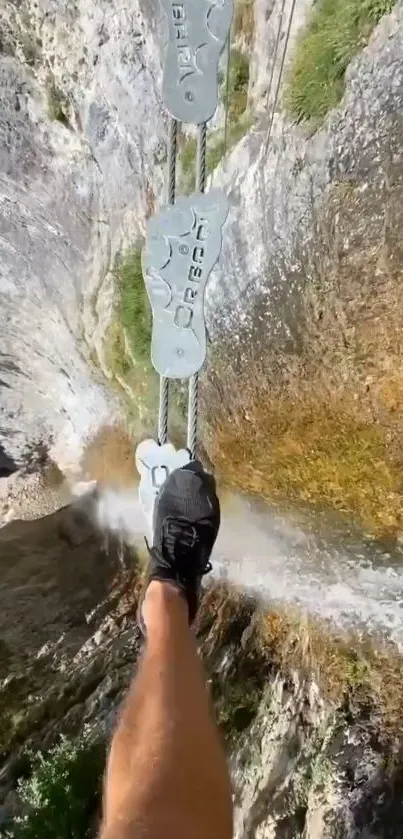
(174, 218, 209, 329)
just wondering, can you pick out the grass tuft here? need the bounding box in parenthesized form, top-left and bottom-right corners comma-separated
(102, 247, 159, 427)
(103, 246, 168, 430)
(47, 81, 69, 125)
(178, 136, 197, 195)
(104, 319, 131, 378)
(222, 49, 250, 122)
(285, 0, 396, 123)
(113, 249, 151, 366)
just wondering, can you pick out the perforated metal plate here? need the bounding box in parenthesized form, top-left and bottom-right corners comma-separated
(136, 439, 191, 537)
(160, 0, 233, 123)
(142, 189, 229, 379)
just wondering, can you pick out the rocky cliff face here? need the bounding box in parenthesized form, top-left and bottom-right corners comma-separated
(207, 0, 403, 389)
(203, 2, 403, 536)
(209, 2, 403, 329)
(2, 0, 403, 508)
(0, 0, 166, 472)
(1, 512, 402, 838)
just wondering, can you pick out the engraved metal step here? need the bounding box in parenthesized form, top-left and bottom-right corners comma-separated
(142, 189, 229, 379)
(160, 0, 233, 123)
(136, 439, 191, 536)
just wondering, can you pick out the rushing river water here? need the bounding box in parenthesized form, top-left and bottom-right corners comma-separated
(95, 486, 403, 647)
(215, 494, 403, 647)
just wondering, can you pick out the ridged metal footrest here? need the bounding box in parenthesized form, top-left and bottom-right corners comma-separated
(142, 189, 229, 379)
(136, 439, 191, 536)
(160, 0, 233, 123)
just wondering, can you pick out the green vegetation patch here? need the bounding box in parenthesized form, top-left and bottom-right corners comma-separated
(104, 247, 187, 433)
(222, 48, 250, 122)
(113, 248, 151, 366)
(47, 81, 69, 125)
(4, 733, 105, 839)
(285, 0, 397, 123)
(104, 247, 162, 429)
(215, 681, 262, 739)
(179, 135, 197, 194)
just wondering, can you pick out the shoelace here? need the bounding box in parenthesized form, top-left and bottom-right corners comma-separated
(163, 517, 213, 577)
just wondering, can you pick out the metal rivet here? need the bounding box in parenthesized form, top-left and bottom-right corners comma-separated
(177, 348, 184, 357)
(179, 244, 189, 255)
(185, 91, 194, 102)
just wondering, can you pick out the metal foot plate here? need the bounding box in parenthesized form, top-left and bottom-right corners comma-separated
(160, 0, 233, 123)
(142, 189, 229, 379)
(136, 439, 191, 536)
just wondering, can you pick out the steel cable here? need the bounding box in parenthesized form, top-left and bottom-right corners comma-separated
(223, 33, 232, 156)
(158, 35, 234, 455)
(158, 118, 178, 445)
(265, 0, 287, 120)
(155, 1, 297, 458)
(186, 122, 207, 457)
(264, 0, 298, 155)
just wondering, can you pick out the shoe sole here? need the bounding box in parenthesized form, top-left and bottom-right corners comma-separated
(160, 0, 233, 123)
(142, 190, 229, 379)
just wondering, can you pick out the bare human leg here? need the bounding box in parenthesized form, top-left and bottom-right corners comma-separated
(101, 580, 233, 839)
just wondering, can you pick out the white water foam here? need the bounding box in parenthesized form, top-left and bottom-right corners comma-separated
(88, 486, 403, 647)
(216, 495, 403, 647)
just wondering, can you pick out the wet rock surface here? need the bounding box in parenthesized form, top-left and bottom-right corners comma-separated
(0, 502, 141, 769)
(0, 0, 165, 470)
(0, 509, 402, 838)
(202, 5, 403, 536)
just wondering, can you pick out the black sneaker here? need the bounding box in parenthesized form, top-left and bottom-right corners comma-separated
(138, 461, 220, 633)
